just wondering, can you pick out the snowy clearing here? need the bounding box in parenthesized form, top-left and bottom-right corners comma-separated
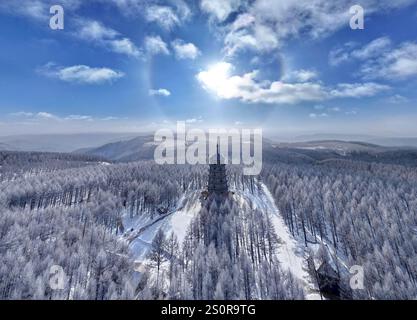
(124, 191, 202, 263)
(251, 182, 322, 300)
(123, 181, 321, 299)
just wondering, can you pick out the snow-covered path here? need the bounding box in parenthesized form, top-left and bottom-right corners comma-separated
(126, 191, 202, 263)
(124, 182, 321, 299)
(250, 182, 322, 300)
(160, 193, 201, 244)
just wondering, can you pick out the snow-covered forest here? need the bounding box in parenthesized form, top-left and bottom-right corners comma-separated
(138, 190, 306, 300)
(262, 161, 417, 299)
(0, 153, 202, 299)
(1, 149, 416, 300)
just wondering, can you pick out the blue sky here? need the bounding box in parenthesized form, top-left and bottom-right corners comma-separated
(1, 0, 417, 137)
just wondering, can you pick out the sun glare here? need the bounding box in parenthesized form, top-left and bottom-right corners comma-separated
(197, 62, 233, 97)
(207, 62, 232, 80)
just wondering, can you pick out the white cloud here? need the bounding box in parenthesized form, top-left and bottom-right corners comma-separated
(146, 5, 180, 30)
(185, 117, 203, 123)
(312, 105, 341, 113)
(75, 19, 141, 57)
(197, 62, 389, 104)
(171, 39, 201, 60)
(351, 37, 392, 60)
(106, 0, 192, 21)
(39, 63, 124, 84)
(9, 111, 59, 121)
(0, 1, 46, 20)
(0, 3, 142, 58)
(219, 0, 417, 56)
(387, 94, 409, 104)
(330, 83, 390, 98)
(149, 88, 171, 97)
(329, 47, 351, 67)
(144, 36, 170, 55)
(1, 2, 141, 58)
(10, 111, 34, 117)
(65, 115, 93, 121)
(329, 38, 417, 81)
(362, 42, 417, 80)
(1, 3, 140, 57)
(345, 110, 358, 115)
(36, 112, 59, 120)
(0, 0, 82, 20)
(329, 37, 391, 66)
(200, 0, 243, 22)
(224, 15, 279, 56)
(9, 111, 52, 119)
(104, 0, 143, 11)
(284, 69, 318, 82)
(8, 111, 121, 122)
(329, 106, 341, 112)
(77, 19, 117, 40)
(309, 113, 328, 118)
(108, 38, 141, 57)
(67, 114, 119, 122)
(197, 62, 327, 104)
(101, 116, 119, 121)
(171, 0, 192, 20)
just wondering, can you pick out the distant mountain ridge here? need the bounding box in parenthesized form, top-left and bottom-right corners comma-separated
(278, 134, 417, 148)
(74, 135, 156, 161)
(0, 133, 140, 152)
(0, 143, 13, 151)
(79, 136, 417, 167)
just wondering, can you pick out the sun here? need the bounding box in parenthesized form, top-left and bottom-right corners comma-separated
(196, 62, 233, 97)
(206, 62, 232, 80)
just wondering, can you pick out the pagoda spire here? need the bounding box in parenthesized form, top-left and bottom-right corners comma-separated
(208, 141, 228, 194)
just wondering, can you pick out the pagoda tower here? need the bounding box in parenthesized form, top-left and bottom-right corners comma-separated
(208, 144, 228, 194)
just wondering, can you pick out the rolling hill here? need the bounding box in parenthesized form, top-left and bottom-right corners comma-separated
(80, 135, 417, 167)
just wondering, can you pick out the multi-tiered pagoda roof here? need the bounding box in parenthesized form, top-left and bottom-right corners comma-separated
(208, 144, 228, 194)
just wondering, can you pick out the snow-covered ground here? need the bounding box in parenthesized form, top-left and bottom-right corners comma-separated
(242, 182, 322, 300)
(123, 182, 321, 299)
(123, 191, 202, 263)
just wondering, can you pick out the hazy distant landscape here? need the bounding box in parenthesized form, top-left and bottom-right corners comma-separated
(2, 133, 417, 154)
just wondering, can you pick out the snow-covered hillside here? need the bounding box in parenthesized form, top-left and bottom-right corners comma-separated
(122, 190, 202, 262)
(236, 182, 321, 300)
(123, 181, 321, 299)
